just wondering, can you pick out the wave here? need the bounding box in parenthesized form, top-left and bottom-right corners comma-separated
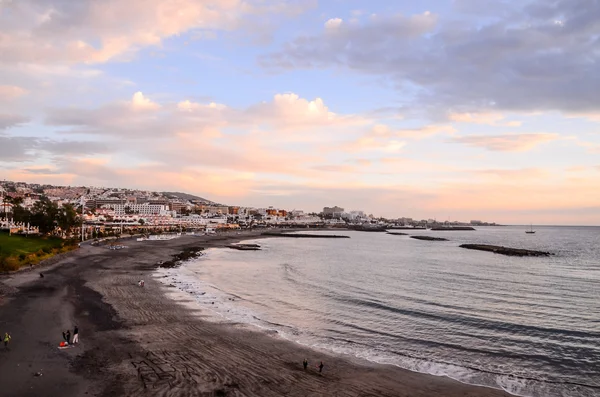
(338, 296, 600, 341)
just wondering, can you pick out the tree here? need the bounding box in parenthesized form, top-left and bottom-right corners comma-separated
(12, 205, 31, 224)
(30, 197, 59, 234)
(138, 219, 145, 225)
(57, 204, 79, 236)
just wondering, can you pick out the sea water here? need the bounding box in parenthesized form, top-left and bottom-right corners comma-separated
(155, 226, 600, 397)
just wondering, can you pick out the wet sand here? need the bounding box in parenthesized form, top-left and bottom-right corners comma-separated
(0, 230, 513, 397)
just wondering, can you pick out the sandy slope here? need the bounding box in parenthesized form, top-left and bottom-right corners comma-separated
(0, 231, 512, 397)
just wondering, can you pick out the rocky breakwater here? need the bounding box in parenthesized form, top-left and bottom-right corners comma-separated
(431, 226, 476, 231)
(262, 232, 350, 239)
(460, 244, 552, 257)
(227, 243, 262, 251)
(158, 247, 205, 268)
(410, 236, 449, 241)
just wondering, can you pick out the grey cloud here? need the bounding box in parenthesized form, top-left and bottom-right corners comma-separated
(452, 0, 515, 16)
(40, 139, 110, 156)
(261, 0, 600, 115)
(0, 114, 29, 130)
(0, 136, 36, 161)
(22, 167, 62, 175)
(0, 131, 109, 164)
(45, 105, 184, 138)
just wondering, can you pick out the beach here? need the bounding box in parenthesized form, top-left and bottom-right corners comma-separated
(0, 231, 513, 397)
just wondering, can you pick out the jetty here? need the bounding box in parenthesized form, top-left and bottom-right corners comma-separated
(410, 236, 448, 241)
(459, 244, 552, 257)
(227, 243, 261, 251)
(262, 232, 350, 239)
(430, 227, 475, 231)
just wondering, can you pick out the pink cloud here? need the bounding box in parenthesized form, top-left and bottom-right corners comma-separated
(0, 85, 27, 101)
(0, 0, 308, 65)
(448, 112, 521, 127)
(450, 133, 559, 152)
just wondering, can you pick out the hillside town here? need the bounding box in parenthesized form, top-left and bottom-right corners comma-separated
(0, 181, 498, 239)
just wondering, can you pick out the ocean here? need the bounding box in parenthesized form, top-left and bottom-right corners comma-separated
(155, 226, 600, 397)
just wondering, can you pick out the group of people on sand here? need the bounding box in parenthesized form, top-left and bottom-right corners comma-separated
(303, 358, 324, 373)
(61, 326, 79, 346)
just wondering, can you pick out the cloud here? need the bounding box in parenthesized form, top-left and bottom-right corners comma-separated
(576, 141, 600, 154)
(341, 123, 454, 153)
(177, 100, 226, 112)
(47, 92, 369, 138)
(0, 133, 107, 163)
(448, 112, 521, 127)
(0, 0, 308, 65)
(36, 92, 381, 181)
(449, 133, 559, 152)
(21, 167, 62, 175)
(245, 93, 366, 130)
(369, 124, 456, 139)
(566, 112, 600, 122)
(0, 136, 37, 161)
(262, 0, 600, 116)
(46, 92, 174, 137)
(0, 114, 29, 130)
(0, 85, 27, 101)
(352, 158, 372, 167)
(324, 18, 343, 29)
(344, 136, 407, 153)
(311, 164, 357, 173)
(469, 168, 548, 180)
(131, 92, 160, 111)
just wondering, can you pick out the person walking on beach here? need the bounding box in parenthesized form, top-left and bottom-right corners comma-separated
(303, 358, 308, 370)
(72, 326, 79, 344)
(4, 332, 11, 349)
(62, 331, 68, 343)
(66, 330, 71, 344)
(318, 361, 324, 373)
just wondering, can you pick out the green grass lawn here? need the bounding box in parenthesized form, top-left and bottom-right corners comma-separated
(0, 232, 64, 259)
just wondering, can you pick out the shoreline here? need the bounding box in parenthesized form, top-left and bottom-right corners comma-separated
(0, 229, 512, 397)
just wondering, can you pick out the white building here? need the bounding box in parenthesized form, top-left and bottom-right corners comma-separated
(104, 203, 170, 216)
(344, 211, 366, 221)
(288, 215, 321, 224)
(178, 214, 228, 226)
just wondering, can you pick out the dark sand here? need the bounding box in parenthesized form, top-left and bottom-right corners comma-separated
(0, 230, 513, 397)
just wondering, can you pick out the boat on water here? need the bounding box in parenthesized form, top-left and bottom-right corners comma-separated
(525, 224, 536, 234)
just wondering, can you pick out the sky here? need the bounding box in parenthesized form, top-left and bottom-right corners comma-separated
(0, 0, 599, 225)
